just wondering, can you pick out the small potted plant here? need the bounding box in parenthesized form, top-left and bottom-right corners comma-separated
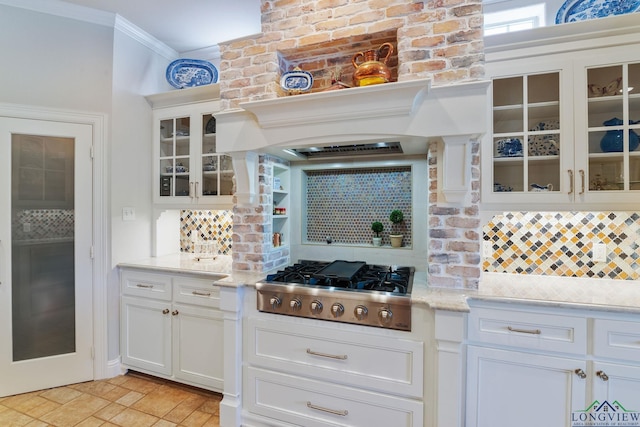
(371, 221, 383, 246)
(389, 209, 404, 248)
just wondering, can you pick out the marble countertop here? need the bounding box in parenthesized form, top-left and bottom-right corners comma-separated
(118, 254, 640, 314)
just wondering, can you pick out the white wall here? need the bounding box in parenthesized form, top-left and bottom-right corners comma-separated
(0, 5, 113, 111)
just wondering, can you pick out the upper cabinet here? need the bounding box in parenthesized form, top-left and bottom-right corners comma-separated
(146, 85, 233, 208)
(483, 24, 640, 210)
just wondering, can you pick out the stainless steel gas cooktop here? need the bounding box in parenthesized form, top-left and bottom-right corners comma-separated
(256, 260, 414, 331)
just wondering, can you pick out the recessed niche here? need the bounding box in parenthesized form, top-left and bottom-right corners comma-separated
(277, 29, 399, 93)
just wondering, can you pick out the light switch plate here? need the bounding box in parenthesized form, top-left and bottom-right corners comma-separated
(592, 242, 607, 263)
(122, 207, 136, 221)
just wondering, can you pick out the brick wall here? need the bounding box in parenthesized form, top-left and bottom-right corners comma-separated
(219, 0, 484, 109)
(222, 0, 485, 289)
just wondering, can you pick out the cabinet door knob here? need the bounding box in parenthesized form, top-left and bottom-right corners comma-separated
(171, 310, 179, 316)
(574, 368, 587, 379)
(568, 170, 574, 195)
(162, 308, 170, 314)
(596, 370, 609, 381)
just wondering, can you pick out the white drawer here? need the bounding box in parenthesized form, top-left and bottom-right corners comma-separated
(247, 317, 423, 398)
(467, 304, 587, 354)
(121, 269, 171, 300)
(246, 367, 423, 427)
(594, 318, 640, 362)
(173, 277, 221, 308)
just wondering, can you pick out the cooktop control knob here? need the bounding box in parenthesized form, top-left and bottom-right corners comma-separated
(378, 308, 393, 325)
(269, 296, 282, 309)
(354, 305, 368, 320)
(331, 303, 345, 317)
(310, 300, 323, 314)
(289, 298, 302, 312)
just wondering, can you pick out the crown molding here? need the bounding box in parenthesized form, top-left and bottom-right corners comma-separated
(114, 15, 177, 60)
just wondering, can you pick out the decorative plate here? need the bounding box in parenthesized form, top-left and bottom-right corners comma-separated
(495, 138, 523, 157)
(528, 120, 560, 156)
(205, 116, 216, 134)
(555, 0, 640, 24)
(166, 59, 218, 89)
(280, 69, 313, 93)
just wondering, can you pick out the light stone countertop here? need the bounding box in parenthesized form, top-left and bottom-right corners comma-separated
(118, 255, 640, 314)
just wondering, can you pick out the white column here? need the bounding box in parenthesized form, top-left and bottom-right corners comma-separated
(219, 286, 244, 427)
(435, 310, 466, 427)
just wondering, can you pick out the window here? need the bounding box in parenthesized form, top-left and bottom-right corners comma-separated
(484, 3, 546, 36)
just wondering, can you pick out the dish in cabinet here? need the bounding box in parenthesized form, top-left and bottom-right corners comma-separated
(166, 59, 218, 89)
(495, 138, 523, 157)
(528, 120, 560, 156)
(555, 0, 640, 24)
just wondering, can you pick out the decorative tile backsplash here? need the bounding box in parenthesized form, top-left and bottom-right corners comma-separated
(305, 167, 412, 246)
(12, 209, 74, 240)
(180, 210, 233, 255)
(483, 212, 640, 280)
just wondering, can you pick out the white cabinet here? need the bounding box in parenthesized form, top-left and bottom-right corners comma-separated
(484, 41, 640, 209)
(146, 85, 233, 207)
(271, 164, 289, 248)
(120, 268, 224, 392)
(466, 302, 640, 427)
(466, 302, 588, 427)
(244, 315, 424, 427)
(466, 346, 586, 427)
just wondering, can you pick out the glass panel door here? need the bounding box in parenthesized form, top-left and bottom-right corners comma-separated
(11, 134, 75, 361)
(159, 117, 191, 198)
(492, 72, 561, 193)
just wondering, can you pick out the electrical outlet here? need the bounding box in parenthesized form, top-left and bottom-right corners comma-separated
(592, 242, 607, 263)
(122, 207, 136, 221)
(483, 240, 493, 258)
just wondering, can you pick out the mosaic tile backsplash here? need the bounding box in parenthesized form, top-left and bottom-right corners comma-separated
(180, 210, 233, 255)
(12, 209, 74, 240)
(305, 167, 412, 246)
(483, 212, 640, 280)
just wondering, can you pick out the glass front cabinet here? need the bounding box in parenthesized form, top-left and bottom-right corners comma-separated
(484, 48, 640, 208)
(149, 89, 234, 207)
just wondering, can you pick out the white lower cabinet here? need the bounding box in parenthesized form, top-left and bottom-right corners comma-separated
(466, 345, 587, 427)
(120, 269, 224, 392)
(244, 315, 425, 426)
(466, 302, 640, 427)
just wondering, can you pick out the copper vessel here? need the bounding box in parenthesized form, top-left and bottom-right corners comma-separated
(352, 42, 394, 87)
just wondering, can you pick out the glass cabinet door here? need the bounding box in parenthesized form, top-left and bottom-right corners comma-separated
(159, 116, 191, 198)
(492, 72, 561, 194)
(586, 63, 640, 192)
(200, 114, 234, 197)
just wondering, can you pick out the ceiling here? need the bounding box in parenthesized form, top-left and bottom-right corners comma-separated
(56, 0, 262, 53)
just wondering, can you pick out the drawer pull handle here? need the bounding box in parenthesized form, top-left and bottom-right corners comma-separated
(307, 401, 348, 416)
(575, 368, 587, 379)
(306, 348, 348, 360)
(136, 283, 154, 289)
(596, 370, 609, 381)
(162, 309, 169, 314)
(192, 290, 211, 297)
(507, 326, 541, 335)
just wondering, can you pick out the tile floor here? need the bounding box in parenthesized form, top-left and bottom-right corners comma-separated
(0, 371, 222, 426)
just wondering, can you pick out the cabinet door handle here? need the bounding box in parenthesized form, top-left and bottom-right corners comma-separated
(194, 181, 199, 199)
(171, 310, 179, 316)
(579, 169, 585, 195)
(192, 290, 211, 297)
(596, 370, 609, 381)
(568, 170, 574, 195)
(307, 401, 348, 416)
(575, 368, 587, 379)
(136, 283, 154, 289)
(507, 326, 541, 335)
(306, 348, 348, 360)
(189, 181, 194, 198)
(162, 308, 170, 314)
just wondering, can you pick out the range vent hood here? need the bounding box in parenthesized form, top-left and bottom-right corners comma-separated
(287, 141, 403, 159)
(216, 79, 490, 206)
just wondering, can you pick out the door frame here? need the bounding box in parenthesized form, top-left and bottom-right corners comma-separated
(0, 102, 109, 380)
